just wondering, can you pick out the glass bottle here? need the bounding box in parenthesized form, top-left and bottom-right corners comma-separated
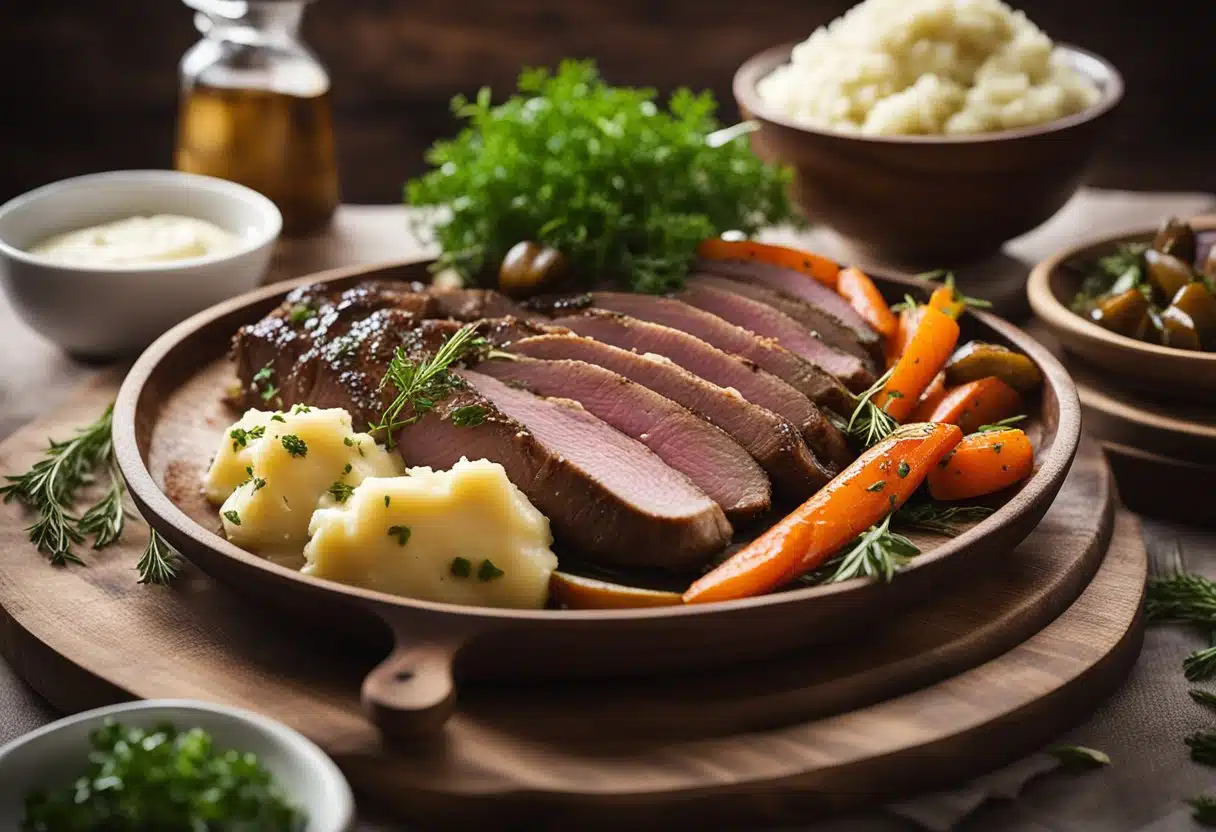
(174, 0, 339, 236)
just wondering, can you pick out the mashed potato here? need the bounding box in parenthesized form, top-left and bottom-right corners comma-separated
(202, 407, 404, 556)
(303, 458, 557, 609)
(756, 0, 1100, 136)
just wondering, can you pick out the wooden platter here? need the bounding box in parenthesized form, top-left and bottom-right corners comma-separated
(111, 258, 1082, 739)
(0, 375, 1142, 829)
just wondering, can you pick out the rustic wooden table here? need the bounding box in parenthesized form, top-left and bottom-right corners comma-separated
(2, 189, 1215, 831)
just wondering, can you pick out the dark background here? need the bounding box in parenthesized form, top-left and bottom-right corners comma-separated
(2, 0, 1212, 205)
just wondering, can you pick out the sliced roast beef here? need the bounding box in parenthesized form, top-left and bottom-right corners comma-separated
(695, 257, 880, 347)
(548, 311, 852, 470)
(688, 273, 882, 367)
(476, 354, 771, 524)
(507, 333, 836, 498)
(401, 370, 733, 569)
(562, 291, 854, 416)
(675, 283, 874, 392)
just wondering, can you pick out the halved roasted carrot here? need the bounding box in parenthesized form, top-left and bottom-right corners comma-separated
(885, 304, 925, 368)
(874, 306, 960, 422)
(838, 267, 899, 339)
(697, 238, 841, 288)
(928, 428, 1033, 500)
(549, 571, 683, 609)
(909, 372, 948, 421)
(683, 422, 962, 604)
(924, 377, 1022, 435)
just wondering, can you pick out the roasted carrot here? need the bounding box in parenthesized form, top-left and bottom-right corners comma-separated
(928, 284, 967, 319)
(924, 377, 1022, 435)
(909, 372, 949, 421)
(549, 571, 683, 610)
(874, 306, 960, 422)
(885, 304, 925, 368)
(838, 267, 899, 339)
(928, 428, 1033, 501)
(697, 238, 840, 288)
(683, 422, 962, 604)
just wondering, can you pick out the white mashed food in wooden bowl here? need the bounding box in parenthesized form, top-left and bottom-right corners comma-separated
(756, 0, 1100, 135)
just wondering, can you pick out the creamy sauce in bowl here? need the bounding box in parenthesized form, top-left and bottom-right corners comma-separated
(28, 214, 238, 267)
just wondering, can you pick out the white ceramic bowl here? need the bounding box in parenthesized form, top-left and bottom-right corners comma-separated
(0, 170, 282, 358)
(0, 699, 354, 831)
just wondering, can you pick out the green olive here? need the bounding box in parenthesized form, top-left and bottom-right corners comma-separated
(1089, 288, 1149, 339)
(499, 241, 568, 298)
(1165, 282, 1216, 351)
(1152, 216, 1198, 264)
(944, 341, 1043, 392)
(1144, 248, 1196, 304)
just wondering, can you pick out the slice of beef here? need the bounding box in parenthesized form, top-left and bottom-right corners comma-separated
(695, 257, 880, 346)
(548, 311, 852, 471)
(476, 354, 771, 524)
(507, 333, 836, 499)
(688, 272, 882, 367)
(564, 291, 855, 417)
(674, 283, 874, 392)
(397, 370, 733, 570)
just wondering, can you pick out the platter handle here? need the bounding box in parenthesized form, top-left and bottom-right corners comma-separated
(360, 615, 487, 738)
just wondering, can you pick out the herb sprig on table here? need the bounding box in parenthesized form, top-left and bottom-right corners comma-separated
(406, 60, 800, 294)
(1, 405, 179, 584)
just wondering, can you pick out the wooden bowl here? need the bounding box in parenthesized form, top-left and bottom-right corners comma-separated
(734, 43, 1123, 264)
(113, 260, 1080, 739)
(1027, 216, 1216, 401)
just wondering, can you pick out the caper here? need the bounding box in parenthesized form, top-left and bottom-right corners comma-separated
(499, 241, 568, 298)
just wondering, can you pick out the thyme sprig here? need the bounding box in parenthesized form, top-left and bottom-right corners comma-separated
(370, 325, 487, 448)
(846, 368, 898, 449)
(1, 404, 179, 583)
(802, 513, 919, 586)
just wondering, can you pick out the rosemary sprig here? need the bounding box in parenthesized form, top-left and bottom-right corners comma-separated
(802, 513, 919, 585)
(1187, 729, 1216, 766)
(136, 530, 180, 586)
(1187, 644, 1216, 681)
(1191, 689, 1216, 711)
(975, 415, 1028, 433)
(846, 367, 898, 448)
(894, 503, 996, 537)
(1145, 572, 1216, 627)
(370, 324, 487, 448)
(1048, 745, 1111, 770)
(1190, 794, 1216, 826)
(2, 404, 180, 583)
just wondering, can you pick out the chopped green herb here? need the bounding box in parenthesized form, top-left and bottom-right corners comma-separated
(1048, 745, 1110, 770)
(260, 385, 279, 404)
(451, 404, 488, 427)
(288, 303, 316, 325)
(343, 463, 352, 474)
(327, 481, 356, 504)
(993, 443, 1004, 454)
(291, 404, 312, 414)
(229, 424, 266, 451)
(866, 480, 887, 493)
(21, 719, 306, 831)
(223, 510, 241, 527)
(270, 414, 285, 423)
(280, 435, 307, 458)
(450, 557, 472, 578)
(384, 495, 391, 508)
(1187, 730, 1216, 766)
(975, 415, 1028, 433)
(252, 477, 266, 492)
(897, 461, 911, 478)
(343, 436, 355, 447)
(252, 364, 274, 384)
(388, 525, 411, 546)
(477, 559, 505, 582)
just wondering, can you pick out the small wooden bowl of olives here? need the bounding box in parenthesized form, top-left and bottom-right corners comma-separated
(1028, 215, 1216, 401)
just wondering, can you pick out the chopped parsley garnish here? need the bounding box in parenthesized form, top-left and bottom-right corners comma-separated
(897, 461, 911, 478)
(290, 404, 312, 414)
(388, 525, 411, 546)
(21, 720, 306, 831)
(252, 477, 266, 492)
(866, 480, 887, 492)
(229, 424, 265, 451)
(477, 559, 505, 582)
(260, 385, 279, 403)
(343, 463, 352, 474)
(270, 414, 286, 423)
(252, 364, 273, 384)
(223, 510, 241, 526)
(384, 495, 391, 508)
(450, 557, 472, 578)
(280, 435, 307, 457)
(450, 405, 488, 427)
(343, 436, 354, 447)
(327, 481, 356, 503)
(288, 304, 316, 325)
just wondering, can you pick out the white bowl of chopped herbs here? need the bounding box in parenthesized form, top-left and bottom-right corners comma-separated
(0, 699, 354, 831)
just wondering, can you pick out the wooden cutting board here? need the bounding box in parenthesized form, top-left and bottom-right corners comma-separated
(0, 377, 1144, 830)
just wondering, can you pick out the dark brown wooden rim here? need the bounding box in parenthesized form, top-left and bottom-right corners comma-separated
(1028, 215, 1216, 366)
(113, 259, 1081, 622)
(734, 42, 1124, 145)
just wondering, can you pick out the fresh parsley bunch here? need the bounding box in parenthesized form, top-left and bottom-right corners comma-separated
(406, 60, 800, 294)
